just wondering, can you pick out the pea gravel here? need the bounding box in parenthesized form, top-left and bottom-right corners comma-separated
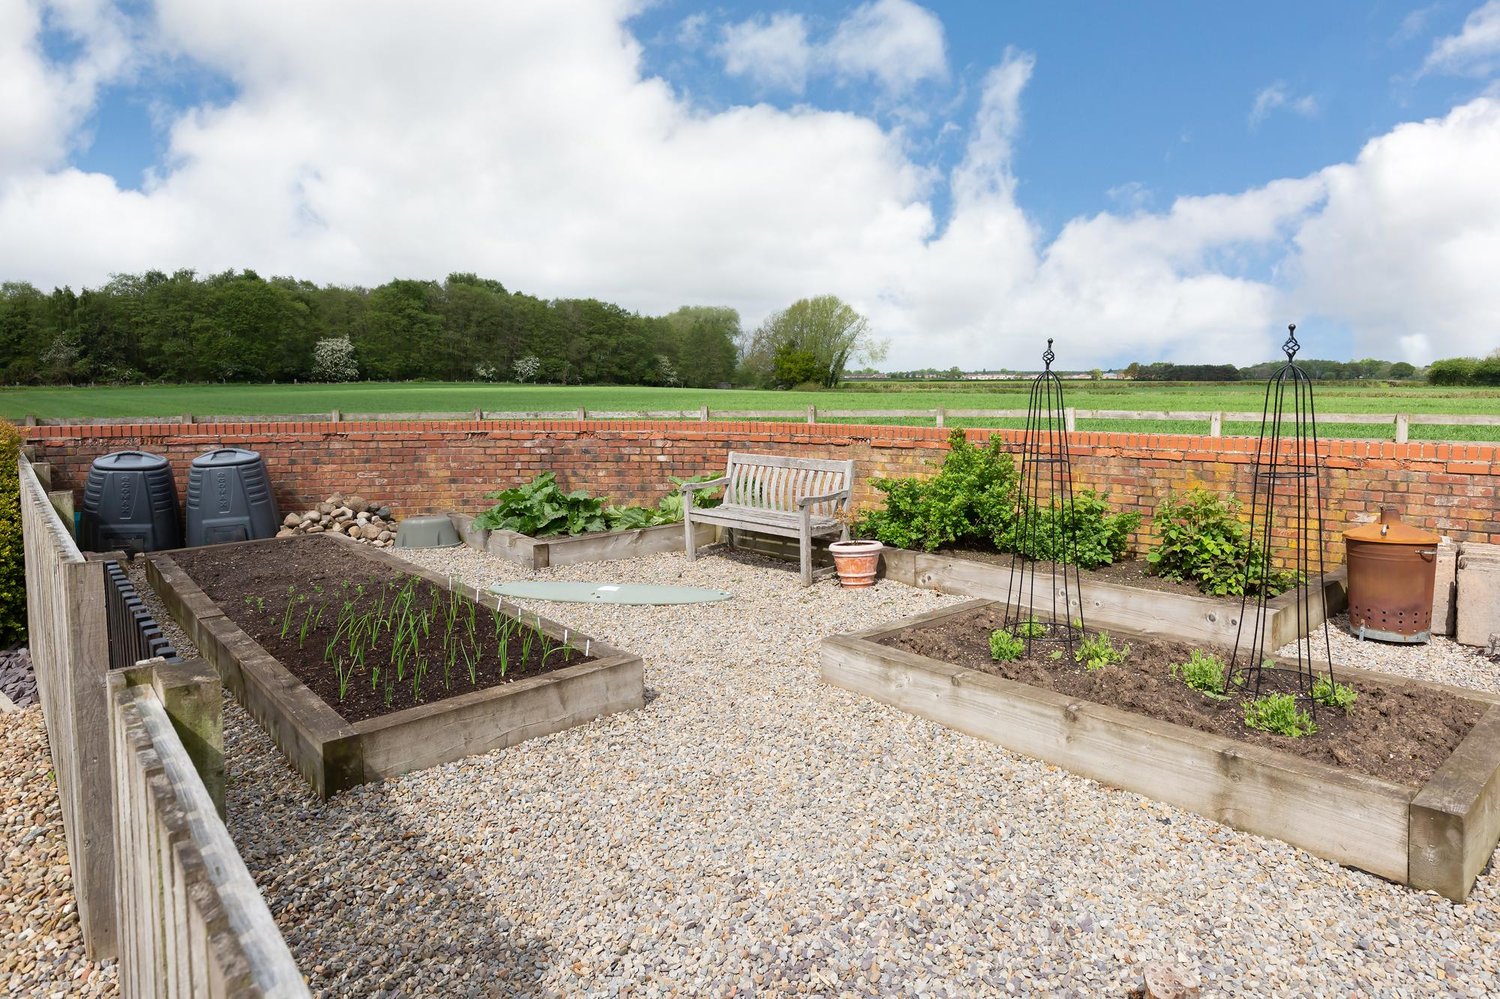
(18, 550, 1496, 996)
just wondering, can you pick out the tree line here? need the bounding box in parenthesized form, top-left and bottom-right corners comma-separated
(0, 270, 741, 388)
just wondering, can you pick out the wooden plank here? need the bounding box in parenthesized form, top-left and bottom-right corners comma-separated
(821, 632, 1412, 881)
(1409, 705, 1500, 901)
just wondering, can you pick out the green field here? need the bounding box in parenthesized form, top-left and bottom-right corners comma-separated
(3, 380, 1498, 441)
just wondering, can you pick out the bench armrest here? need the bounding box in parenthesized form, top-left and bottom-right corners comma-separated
(681, 475, 729, 493)
(797, 488, 851, 509)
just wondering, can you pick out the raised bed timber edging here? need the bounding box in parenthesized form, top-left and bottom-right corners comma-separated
(446, 512, 721, 570)
(878, 548, 1349, 648)
(146, 535, 644, 799)
(821, 599, 1500, 902)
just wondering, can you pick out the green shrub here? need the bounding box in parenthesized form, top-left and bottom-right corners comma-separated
(853, 430, 1018, 551)
(989, 629, 1025, 661)
(1075, 632, 1129, 671)
(474, 472, 713, 537)
(1146, 488, 1301, 597)
(1243, 693, 1317, 737)
(1169, 649, 1229, 700)
(1006, 490, 1139, 568)
(0, 422, 25, 647)
(1311, 677, 1357, 712)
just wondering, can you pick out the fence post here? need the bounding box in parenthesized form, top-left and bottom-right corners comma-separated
(148, 659, 226, 819)
(1064, 407, 1076, 432)
(1210, 412, 1222, 437)
(699, 405, 709, 422)
(806, 405, 817, 425)
(60, 560, 117, 957)
(577, 406, 588, 421)
(935, 407, 945, 429)
(329, 408, 341, 422)
(1395, 414, 1409, 444)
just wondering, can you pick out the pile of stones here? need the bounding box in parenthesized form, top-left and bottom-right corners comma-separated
(276, 492, 396, 548)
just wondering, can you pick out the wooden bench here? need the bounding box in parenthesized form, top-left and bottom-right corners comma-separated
(682, 453, 855, 585)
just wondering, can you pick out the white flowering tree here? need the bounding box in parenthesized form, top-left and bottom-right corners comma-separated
(311, 337, 359, 382)
(512, 354, 541, 383)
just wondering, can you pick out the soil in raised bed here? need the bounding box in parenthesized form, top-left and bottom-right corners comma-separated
(168, 536, 595, 723)
(878, 604, 1482, 787)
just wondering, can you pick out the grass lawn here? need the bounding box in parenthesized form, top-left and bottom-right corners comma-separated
(3, 380, 1497, 440)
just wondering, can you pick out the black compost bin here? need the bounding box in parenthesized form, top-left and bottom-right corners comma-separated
(184, 448, 280, 546)
(80, 450, 182, 553)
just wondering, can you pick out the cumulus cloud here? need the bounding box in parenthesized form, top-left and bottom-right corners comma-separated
(0, 0, 134, 173)
(0, 1, 1498, 369)
(1249, 82, 1319, 127)
(718, 12, 810, 92)
(719, 0, 945, 96)
(1423, 0, 1500, 76)
(1288, 98, 1500, 362)
(826, 0, 947, 92)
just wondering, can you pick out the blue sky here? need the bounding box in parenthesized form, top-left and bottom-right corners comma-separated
(3, 0, 1499, 369)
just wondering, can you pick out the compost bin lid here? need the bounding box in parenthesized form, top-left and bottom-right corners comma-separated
(190, 447, 262, 468)
(93, 450, 170, 471)
(1343, 506, 1439, 545)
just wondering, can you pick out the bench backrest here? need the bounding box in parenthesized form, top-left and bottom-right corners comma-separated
(722, 453, 854, 516)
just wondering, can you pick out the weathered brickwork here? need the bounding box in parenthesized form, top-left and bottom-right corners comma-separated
(26, 419, 1499, 559)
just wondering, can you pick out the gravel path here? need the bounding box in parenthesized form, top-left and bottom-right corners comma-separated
(1278, 614, 1500, 694)
(19, 550, 1485, 996)
(0, 707, 117, 996)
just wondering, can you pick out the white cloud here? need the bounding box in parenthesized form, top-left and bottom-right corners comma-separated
(1423, 0, 1500, 76)
(718, 0, 946, 97)
(1289, 98, 1500, 362)
(718, 12, 810, 93)
(1, 1, 1499, 370)
(1249, 82, 1319, 127)
(0, 0, 134, 173)
(826, 0, 946, 92)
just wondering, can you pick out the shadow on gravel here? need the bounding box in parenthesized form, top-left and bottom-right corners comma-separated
(222, 699, 556, 997)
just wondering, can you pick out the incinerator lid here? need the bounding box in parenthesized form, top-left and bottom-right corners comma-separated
(1343, 506, 1439, 545)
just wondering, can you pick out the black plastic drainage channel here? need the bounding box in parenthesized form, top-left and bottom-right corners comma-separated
(103, 561, 181, 670)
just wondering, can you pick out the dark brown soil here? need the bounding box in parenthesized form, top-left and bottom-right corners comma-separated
(169, 536, 594, 723)
(879, 604, 1483, 788)
(938, 548, 1223, 598)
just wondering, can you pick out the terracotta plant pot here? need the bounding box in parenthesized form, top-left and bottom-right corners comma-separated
(829, 539, 884, 588)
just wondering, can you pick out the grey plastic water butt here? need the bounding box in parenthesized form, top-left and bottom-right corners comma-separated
(184, 448, 280, 546)
(394, 515, 463, 549)
(80, 450, 181, 553)
(490, 582, 732, 605)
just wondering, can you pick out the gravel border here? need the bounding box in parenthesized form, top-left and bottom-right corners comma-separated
(14, 549, 1496, 996)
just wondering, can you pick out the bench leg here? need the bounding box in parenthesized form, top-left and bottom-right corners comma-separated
(799, 524, 812, 586)
(684, 510, 697, 561)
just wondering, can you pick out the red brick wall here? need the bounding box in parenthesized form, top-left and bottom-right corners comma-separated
(25, 419, 1500, 557)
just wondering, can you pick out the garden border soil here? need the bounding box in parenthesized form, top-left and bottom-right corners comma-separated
(447, 512, 722, 570)
(821, 598, 1500, 901)
(146, 534, 644, 798)
(879, 548, 1349, 649)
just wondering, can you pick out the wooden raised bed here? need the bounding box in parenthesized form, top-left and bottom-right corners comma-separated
(879, 548, 1348, 648)
(147, 536, 644, 798)
(447, 512, 721, 570)
(821, 599, 1500, 901)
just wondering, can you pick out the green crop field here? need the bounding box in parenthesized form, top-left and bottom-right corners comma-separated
(2, 380, 1497, 441)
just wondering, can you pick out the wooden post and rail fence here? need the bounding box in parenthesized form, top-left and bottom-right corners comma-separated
(21, 407, 1500, 442)
(17, 453, 307, 996)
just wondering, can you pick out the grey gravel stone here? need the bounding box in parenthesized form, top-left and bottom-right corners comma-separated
(13, 548, 1498, 996)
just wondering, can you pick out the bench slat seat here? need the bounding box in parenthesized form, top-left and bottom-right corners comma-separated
(682, 452, 855, 585)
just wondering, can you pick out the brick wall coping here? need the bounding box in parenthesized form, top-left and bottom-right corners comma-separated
(24, 419, 1499, 473)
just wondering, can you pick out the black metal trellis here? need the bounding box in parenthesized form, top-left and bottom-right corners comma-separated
(1003, 338, 1086, 659)
(1228, 324, 1335, 704)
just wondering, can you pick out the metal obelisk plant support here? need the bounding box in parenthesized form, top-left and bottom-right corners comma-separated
(1003, 338, 1085, 659)
(1228, 324, 1335, 703)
